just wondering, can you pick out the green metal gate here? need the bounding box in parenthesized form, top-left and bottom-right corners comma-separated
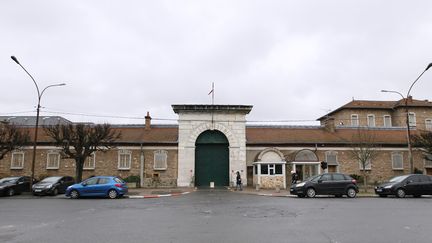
(195, 130, 229, 187)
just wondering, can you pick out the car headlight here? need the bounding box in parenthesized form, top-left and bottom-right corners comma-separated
(45, 185, 53, 189)
(296, 182, 306, 187)
(384, 185, 393, 189)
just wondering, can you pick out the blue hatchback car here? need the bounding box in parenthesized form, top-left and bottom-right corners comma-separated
(65, 176, 128, 199)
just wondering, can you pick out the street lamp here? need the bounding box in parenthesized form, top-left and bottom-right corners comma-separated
(381, 62, 432, 173)
(11, 56, 65, 190)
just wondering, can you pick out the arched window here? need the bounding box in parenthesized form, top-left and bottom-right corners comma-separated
(294, 150, 318, 161)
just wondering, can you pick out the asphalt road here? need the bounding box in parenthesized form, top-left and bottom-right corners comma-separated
(1, 190, 431, 243)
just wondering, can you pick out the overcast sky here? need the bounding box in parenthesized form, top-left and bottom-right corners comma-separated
(1, 1, 432, 125)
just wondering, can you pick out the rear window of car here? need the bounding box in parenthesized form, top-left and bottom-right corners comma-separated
(114, 178, 124, 183)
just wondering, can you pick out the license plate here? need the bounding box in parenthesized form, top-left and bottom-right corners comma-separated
(35, 189, 42, 192)
(376, 189, 382, 192)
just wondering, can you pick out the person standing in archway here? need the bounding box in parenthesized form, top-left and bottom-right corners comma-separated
(291, 170, 299, 184)
(235, 171, 243, 191)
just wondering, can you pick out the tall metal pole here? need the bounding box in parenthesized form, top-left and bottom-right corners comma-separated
(11, 56, 65, 190)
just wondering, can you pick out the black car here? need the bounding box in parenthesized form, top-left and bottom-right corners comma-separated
(0, 176, 32, 196)
(374, 174, 432, 198)
(290, 173, 359, 198)
(32, 176, 75, 196)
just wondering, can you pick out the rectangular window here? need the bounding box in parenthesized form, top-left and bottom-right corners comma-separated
(392, 153, 403, 170)
(154, 150, 168, 170)
(384, 115, 392, 127)
(426, 119, 432, 131)
(408, 112, 416, 127)
(11, 151, 24, 169)
(359, 159, 371, 170)
(424, 158, 432, 168)
(47, 152, 60, 169)
(351, 114, 359, 126)
(83, 153, 96, 170)
(269, 164, 275, 175)
(367, 114, 375, 127)
(118, 150, 131, 170)
(275, 164, 283, 175)
(260, 164, 268, 175)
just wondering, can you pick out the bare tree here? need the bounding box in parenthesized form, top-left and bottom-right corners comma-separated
(412, 131, 432, 165)
(0, 122, 30, 161)
(349, 129, 378, 192)
(44, 123, 121, 182)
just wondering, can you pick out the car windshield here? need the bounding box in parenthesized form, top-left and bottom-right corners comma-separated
(41, 177, 61, 183)
(389, 175, 410, 183)
(306, 175, 321, 182)
(0, 177, 19, 184)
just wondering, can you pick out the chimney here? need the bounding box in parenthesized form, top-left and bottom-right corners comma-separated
(145, 111, 151, 130)
(407, 96, 413, 103)
(323, 117, 335, 133)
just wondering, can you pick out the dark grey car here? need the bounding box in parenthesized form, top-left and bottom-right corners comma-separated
(290, 173, 359, 198)
(374, 174, 432, 198)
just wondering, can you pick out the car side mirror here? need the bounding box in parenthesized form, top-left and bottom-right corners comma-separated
(406, 180, 412, 184)
(18, 181, 24, 185)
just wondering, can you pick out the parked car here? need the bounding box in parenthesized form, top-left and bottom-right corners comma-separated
(0, 176, 33, 196)
(32, 176, 75, 196)
(290, 173, 359, 198)
(374, 174, 432, 198)
(65, 176, 128, 199)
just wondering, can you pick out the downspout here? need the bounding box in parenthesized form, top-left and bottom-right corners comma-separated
(140, 143, 144, 187)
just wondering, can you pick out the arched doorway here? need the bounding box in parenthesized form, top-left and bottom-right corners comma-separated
(195, 130, 229, 187)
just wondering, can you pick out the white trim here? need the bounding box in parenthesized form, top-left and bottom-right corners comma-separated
(425, 119, 432, 131)
(383, 115, 392, 127)
(391, 152, 404, 170)
(153, 150, 168, 170)
(351, 114, 359, 126)
(408, 112, 416, 127)
(10, 151, 25, 169)
(253, 161, 286, 165)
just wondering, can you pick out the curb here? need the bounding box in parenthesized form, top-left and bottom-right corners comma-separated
(126, 191, 191, 199)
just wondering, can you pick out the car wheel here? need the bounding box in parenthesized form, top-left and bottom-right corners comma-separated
(70, 190, 80, 199)
(379, 194, 387, 198)
(396, 188, 406, 198)
(306, 188, 316, 198)
(346, 188, 357, 198)
(51, 188, 58, 196)
(108, 189, 118, 199)
(7, 188, 15, 197)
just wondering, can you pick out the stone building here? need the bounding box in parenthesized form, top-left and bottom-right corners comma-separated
(1, 98, 432, 189)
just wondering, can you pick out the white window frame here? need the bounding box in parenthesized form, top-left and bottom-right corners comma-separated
(425, 119, 432, 131)
(351, 114, 359, 126)
(408, 112, 416, 127)
(391, 152, 404, 170)
(11, 151, 25, 169)
(383, 115, 392, 127)
(83, 152, 96, 170)
(367, 114, 376, 127)
(46, 151, 60, 169)
(118, 150, 132, 170)
(153, 150, 168, 170)
(325, 151, 338, 165)
(359, 159, 371, 170)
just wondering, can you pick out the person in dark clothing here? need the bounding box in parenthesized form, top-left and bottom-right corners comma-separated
(235, 171, 243, 191)
(291, 170, 299, 184)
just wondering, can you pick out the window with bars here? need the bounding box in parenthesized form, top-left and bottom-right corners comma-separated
(384, 115, 392, 127)
(118, 150, 131, 170)
(154, 150, 168, 170)
(84, 153, 96, 170)
(351, 114, 359, 126)
(11, 151, 24, 169)
(47, 151, 60, 169)
(391, 152, 404, 170)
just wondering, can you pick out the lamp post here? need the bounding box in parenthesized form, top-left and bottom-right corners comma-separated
(11, 56, 65, 190)
(381, 62, 432, 173)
